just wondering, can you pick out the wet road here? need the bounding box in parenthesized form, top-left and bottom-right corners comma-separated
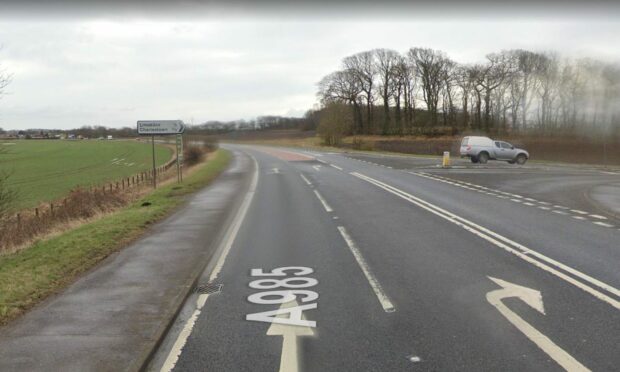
(151, 145, 620, 372)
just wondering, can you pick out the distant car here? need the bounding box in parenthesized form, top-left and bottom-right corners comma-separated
(460, 136, 529, 165)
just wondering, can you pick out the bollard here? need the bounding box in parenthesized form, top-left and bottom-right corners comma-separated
(442, 151, 451, 167)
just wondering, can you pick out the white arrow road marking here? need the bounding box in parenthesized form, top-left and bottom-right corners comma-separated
(486, 277, 590, 371)
(267, 300, 316, 372)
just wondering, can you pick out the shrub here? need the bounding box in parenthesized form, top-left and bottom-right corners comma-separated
(183, 146, 205, 166)
(317, 103, 353, 146)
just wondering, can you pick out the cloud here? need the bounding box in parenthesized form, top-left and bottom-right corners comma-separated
(0, 13, 619, 130)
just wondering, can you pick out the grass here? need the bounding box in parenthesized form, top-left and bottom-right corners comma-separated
(0, 139, 173, 210)
(0, 149, 231, 324)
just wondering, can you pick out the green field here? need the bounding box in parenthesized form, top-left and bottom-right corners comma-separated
(0, 140, 173, 210)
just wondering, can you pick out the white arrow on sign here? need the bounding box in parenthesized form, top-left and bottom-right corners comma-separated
(486, 277, 590, 372)
(137, 120, 185, 135)
(267, 300, 316, 372)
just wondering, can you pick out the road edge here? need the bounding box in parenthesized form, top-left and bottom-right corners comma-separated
(135, 148, 257, 372)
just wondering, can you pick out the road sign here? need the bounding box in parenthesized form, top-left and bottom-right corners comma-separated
(137, 120, 185, 135)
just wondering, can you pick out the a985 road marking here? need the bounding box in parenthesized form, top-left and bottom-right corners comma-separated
(351, 172, 620, 310)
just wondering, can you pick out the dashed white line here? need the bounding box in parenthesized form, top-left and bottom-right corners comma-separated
(300, 174, 312, 186)
(590, 214, 608, 220)
(313, 190, 333, 212)
(337, 226, 395, 313)
(330, 164, 343, 171)
(352, 171, 620, 310)
(593, 221, 614, 228)
(571, 210, 588, 215)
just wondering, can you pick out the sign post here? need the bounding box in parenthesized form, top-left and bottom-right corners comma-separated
(176, 134, 184, 183)
(137, 120, 185, 188)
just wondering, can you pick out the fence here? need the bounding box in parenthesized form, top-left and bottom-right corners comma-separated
(0, 155, 180, 252)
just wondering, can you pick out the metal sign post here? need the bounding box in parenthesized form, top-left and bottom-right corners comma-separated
(152, 135, 157, 188)
(137, 120, 186, 188)
(176, 134, 184, 183)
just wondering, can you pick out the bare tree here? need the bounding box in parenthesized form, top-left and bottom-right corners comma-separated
(408, 47, 450, 126)
(374, 48, 400, 134)
(343, 51, 376, 134)
(317, 69, 363, 134)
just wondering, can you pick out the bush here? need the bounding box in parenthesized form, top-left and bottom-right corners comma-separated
(183, 146, 205, 166)
(317, 103, 353, 146)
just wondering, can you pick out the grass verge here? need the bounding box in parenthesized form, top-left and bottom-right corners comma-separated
(0, 149, 231, 325)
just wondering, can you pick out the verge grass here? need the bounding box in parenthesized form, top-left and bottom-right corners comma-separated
(0, 149, 231, 325)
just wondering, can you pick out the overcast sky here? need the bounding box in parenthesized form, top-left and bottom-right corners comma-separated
(1, 1, 619, 130)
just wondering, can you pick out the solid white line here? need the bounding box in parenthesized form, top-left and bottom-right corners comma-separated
(300, 174, 312, 186)
(330, 164, 343, 171)
(313, 190, 333, 212)
(351, 172, 620, 310)
(337, 226, 395, 312)
(161, 154, 259, 372)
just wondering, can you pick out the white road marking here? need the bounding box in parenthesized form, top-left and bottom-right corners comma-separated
(337, 226, 395, 312)
(552, 210, 568, 215)
(160, 154, 259, 372)
(589, 214, 607, 220)
(312, 165, 321, 171)
(316, 158, 328, 164)
(572, 216, 586, 220)
(351, 172, 620, 310)
(313, 190, 333, 212)
(300, 174, 312, 186)
(267, 300, 316, 372)
(571, 210, 588, 215)
(593, 221, 614, 228)
(523, 202, 535, 206)
(487, 277, 590, 372)
(538, 206, 551, 210)
(330, 164, 343, 171)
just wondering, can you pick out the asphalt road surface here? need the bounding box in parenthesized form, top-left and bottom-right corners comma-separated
(149, 145, 620, 372)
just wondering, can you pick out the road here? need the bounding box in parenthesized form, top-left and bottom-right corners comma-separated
(149, 145, 620, 372)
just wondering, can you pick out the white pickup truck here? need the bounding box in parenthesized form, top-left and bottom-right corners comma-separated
(460, 136, 529, 165)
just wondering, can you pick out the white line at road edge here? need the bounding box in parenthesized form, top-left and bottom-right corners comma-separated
(350, 172, 620, 310)
(313, 190, 333, 212)
(161, 154, 260, 372)
(337, 226, 396, 312)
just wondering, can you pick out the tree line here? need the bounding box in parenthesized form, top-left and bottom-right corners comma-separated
(317, 48, 620, 138)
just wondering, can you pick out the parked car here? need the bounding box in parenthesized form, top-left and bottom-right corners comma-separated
(460, 136, 529, 165)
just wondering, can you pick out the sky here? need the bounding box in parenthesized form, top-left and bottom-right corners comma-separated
(0, 1, 619, 130)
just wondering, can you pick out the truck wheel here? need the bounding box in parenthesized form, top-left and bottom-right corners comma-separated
(516, 154, 527, 165)
(478, 152, 489, 164)
(471, 157, 479, 164)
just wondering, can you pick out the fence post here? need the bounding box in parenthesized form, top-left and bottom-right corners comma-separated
(16, 213, 21, 225)
(35, 208, 39, 217)
(109, 184, 113, 192)
(50, 203, 54, 216)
